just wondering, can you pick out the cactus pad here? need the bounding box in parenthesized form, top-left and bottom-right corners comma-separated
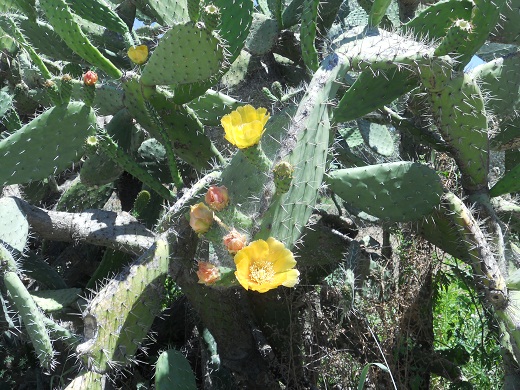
(0, 102, 96, 185)
(326, 161, 443, 222)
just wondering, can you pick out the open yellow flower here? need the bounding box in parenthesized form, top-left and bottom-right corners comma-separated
(128, 45, 149, 65)
(234, 237, 299, 293)
(221, 105, 270, 149)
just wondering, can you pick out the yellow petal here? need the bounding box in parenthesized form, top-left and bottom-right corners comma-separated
(281, 269, 300, 287)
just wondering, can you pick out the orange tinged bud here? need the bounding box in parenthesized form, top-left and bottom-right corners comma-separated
(83, 70, 98, 86)
(189, 203, 214, 234)
(196, 262, 221, 285)
(223, 229, 247, 254)
(205, 185, 229, 211)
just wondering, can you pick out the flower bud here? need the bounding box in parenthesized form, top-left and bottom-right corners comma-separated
(205, 185, 229, 211)
(223, 229, 248, 254)
(196, 262, 220, 285)
(83, 70, 98, 86)
(189, 203, 214, 234)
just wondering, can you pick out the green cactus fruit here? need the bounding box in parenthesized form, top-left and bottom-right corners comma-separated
(201, 4, 221, 31)
(56, 177, 114, 212)
(300, 0, 319, 71)
(0, 102, 96, 185)
(0, 197, 28, 253)
(76, 239, 169, 373)
(39, 0, 122, 78)
(188, 89, 244, 126)
(81, 108, 136, 187)
(490, 163, 520, 197)
(155, 349, 197, 390)
(31, 288, 81, 313)
(60, 74, 73, 104)
(273, 161, 294, 194)
(357, 119, 394, 157)
(3, 269, 54, 371)
(326, 162, 444, 222)
(141, 22, 223, 87)
(132, 190, 152, 219)
(245, 13, 279, 56)
(64, 371, 105, 390)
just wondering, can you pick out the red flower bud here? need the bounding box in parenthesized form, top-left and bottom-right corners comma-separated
(83, 70, 98, 86)
(223, 229, 248, 254)
(205, 185, 229, 211)
(196, 262, 221, 285)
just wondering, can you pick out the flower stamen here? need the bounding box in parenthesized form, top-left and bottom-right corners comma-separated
(249, 260, 275, 285)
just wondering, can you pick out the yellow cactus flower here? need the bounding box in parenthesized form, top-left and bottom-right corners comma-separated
(234, 237, 299, 293)
(128, 45, 149, 65)
(221, 105, 270, 149)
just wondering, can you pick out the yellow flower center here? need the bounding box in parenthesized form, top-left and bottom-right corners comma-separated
(249, 260, 275, 285)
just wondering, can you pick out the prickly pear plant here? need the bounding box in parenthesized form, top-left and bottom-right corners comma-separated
(0, 0, 519, 388)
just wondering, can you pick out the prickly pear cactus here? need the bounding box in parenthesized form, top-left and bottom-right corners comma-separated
(0, 0, 519, 388)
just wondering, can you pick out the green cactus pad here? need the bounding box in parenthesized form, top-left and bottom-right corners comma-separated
(334, 68, 417, 123)
(188, 89, 244, 126)
(123, 76, 222, 170)
(245, 13, 279, 56)
(77, 239, 169, 373)
(0, 14, 82, 63)
(64, 371, 105, 390)
(300, 0, 319, 71)
(81, 108, 136, 187)
(212, 0, 253, 63)
(490, 163, 520, 197)
(141, 23, 223, 87)
(470, 53, 520, 121)
(493, 0, 520, 44)
(56, 177, 114, 212)
(31, 288, 81, 312)
(0, 197, 28, 253)
(136, 138, 171, 183)
(368, 0, 392, 27)
(4, 270, 54, 370)
(256, 53, 351, 248)
(401, 0, 472, 40)
(39, 0, 121, 78)
(65, 0, 130, 35)
(0, 102, 96, 185)
(357, 119, 394, 157)
(326, 161, 443, 222)
(135, 0, 190, 26)
(155, 349, 197, 390)
(418, 62, 489, 193)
